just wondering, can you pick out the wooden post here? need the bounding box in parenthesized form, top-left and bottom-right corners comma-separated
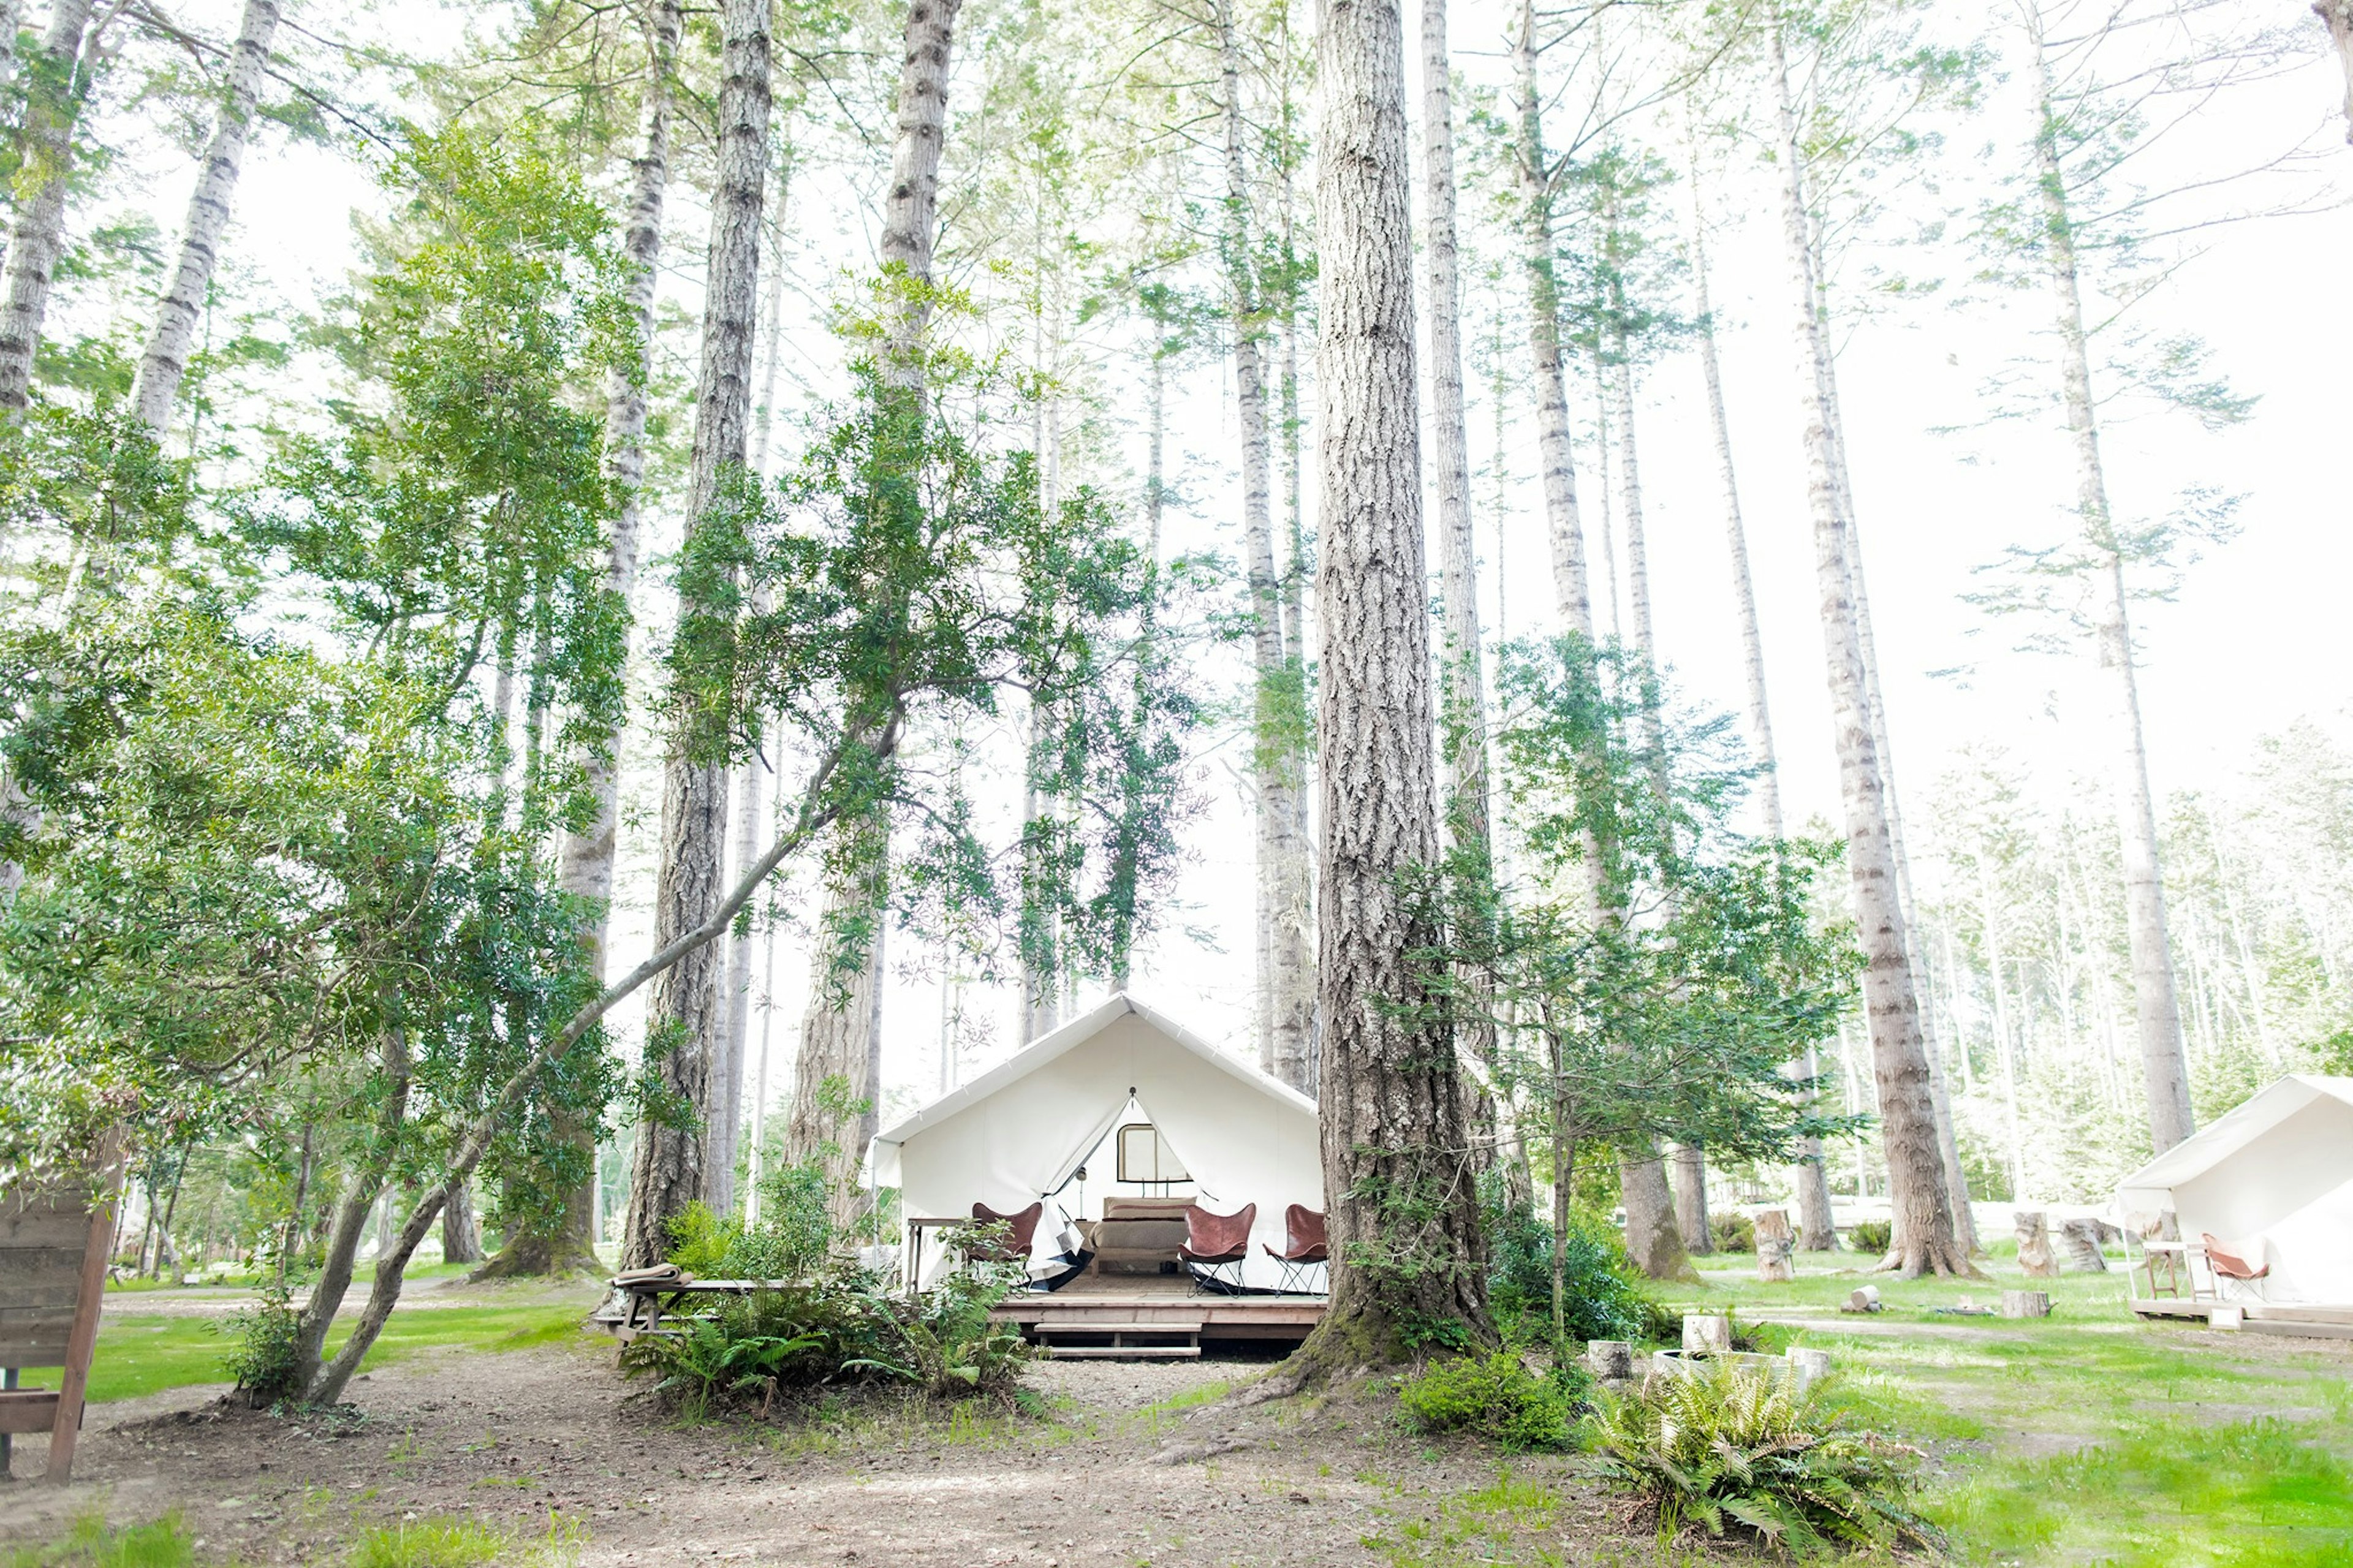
(2015, 1209, 2060, 1278)
(1754, 1208, 1795, 1282)
(1999, 1289, 2052, 1319)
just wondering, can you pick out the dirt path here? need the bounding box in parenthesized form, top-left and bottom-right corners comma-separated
(1, 1339, 1650, 1567)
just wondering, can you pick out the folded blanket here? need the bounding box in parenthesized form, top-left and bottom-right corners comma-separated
(613, 1263, 691, 1287)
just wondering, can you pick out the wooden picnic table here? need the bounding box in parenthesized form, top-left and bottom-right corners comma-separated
(604, 1277, 802, 1343)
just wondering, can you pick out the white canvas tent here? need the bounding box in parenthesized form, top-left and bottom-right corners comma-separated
(2116, 1074, 2353, 1305)
(870, 993, 1322, 1291)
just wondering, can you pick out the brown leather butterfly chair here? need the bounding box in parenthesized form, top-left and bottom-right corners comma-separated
(1180, 1202, 1256, 1293)
(1262, 1204, 1328, 1295)
(2200, 1232, 2270, 1301)
(966, 1201, 1044, 1265)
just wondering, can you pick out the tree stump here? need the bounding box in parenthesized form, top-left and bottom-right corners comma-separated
(1843, 1285, 1882, 1314)
(1785, 1347, 1832, 1390)
(1683, 1313, 1733, 1355)
(2015, 1210, 2060, 1278)
(2059, 1216, 2109, 1273)
(1754, 1208, 1796, 1282)
(1585, 1339, 1634, 1381)
(1999, 1289, 2052, 1319)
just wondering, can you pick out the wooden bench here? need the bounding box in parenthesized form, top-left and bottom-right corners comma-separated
(2, 1138, 125, 1483)
(598, 1278, 805, 1346)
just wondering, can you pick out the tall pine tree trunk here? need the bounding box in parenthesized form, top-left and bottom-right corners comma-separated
(1294, 0, 1487, 1372)
(2028, 17, 2194, 1154)
(501, 0, 683, 1280)
(2319, 0, 2353, 140)
(620, 0, 771, 1270)
(781, 0, 962, 1226)
(710, 732, 763, 1216)
(131, 0, 277, 434)
(0, 0, 96, 413)
(1769, 23, 1961, 1276)
(1219, 0, 1313, 1093)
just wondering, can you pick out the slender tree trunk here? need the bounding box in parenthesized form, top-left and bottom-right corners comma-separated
(292, 1045, 411, 1398)
(501, 0, 685, 1282)
(131, 0, 278, 434)
(1980, 865, 2028, 1202)
(1770, 22, 1960, 1276)
(1219, 0, 1313, 1094)
(621, 0, 771, 1270)
(1422, 0, 1499, 1175)
(1511, 0, 1590, 632)
(711, 730, 764, 1216)
(1293, 0, 1488, 1373)
(2027, 17, 2194, 1154)
(0, 0, 96, 413)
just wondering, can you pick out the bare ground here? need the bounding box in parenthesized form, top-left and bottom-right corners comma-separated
(0, 1333, 1667, 1567)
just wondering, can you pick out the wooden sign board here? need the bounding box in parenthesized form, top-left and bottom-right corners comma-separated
(1, 1138, 125, 1483)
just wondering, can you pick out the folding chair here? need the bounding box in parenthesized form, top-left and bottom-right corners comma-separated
(964, 1201, 1044, 1265)
(1261, 1204, 1328, 1295)
(1180, 1202, 1256, 1294)
(2200, 1232, 2270, 1301)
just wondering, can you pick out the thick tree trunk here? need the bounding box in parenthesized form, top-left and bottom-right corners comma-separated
(782, 818, 887, 1236)
(2028, 22, 2194, 1155)
(1769, 23, 1961, 1276)
(1672, 1144, 1712, 1255)
(620, 0, 771, 1270)
(0, 0, 97, 413)
(131, 0, 278, 434)
(1511, 0, 1590, 632)
(440, 1180, 482, 1265)
(1219, 0, 1313, 1094)
(1292, 0, 1488, 1372)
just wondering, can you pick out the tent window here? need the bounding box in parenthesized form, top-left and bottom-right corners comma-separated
(1116, 1123, 1189, 1185)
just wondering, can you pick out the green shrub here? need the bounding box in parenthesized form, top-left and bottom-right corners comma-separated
(1397, 1350, 1583, 1452)
(664, 1158, 841, 1282)
(347, 1518, 507, 1568)
(1846, 1219, 1892, 1256)
(1711, 1211, 1756, 1253)
(6, 1512, 194, 1568)
(1591, 1360, 1932, 1553)
(217, 1279, 303, 1404)
(1483, 1191, 1661, 1347)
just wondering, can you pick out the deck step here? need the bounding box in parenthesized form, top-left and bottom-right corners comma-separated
(1035, 1318, 1205, 1335)
(1043, 1344, 1202, 1359)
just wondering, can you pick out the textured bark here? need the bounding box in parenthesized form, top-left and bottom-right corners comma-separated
(1510, 0, 1590, 632)
(439, 1179, 482, 1265)
(879, 0, 960, 373)
(131, 0, 278, 434)
(1670, 1144, 1713, 1254)
(2321, 0, 2353, 140)
(621, 0, 770, 1270)
(1292, 0, 1488, 1371)
(1769, 23, 1961, 1276)
(2026, 15, 2195, 1155)
(783, 820, 887, 1235)
(710, 735, 765, 1216)
(1219, 0, 1313, 1093)
(0, 0, 96, 413)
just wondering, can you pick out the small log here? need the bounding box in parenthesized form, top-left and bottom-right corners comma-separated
(1584, 1339, 1633, 1380)
(2059, 1216, 2110, 1273)
(1841, 1285, 1882, 1314)
(1683, 1313, 1733, 1355)
(1999, 1289, 2052, 1319)
(1753, 1208, 1796, 1283)
(2015, 1210, 2061, 1279)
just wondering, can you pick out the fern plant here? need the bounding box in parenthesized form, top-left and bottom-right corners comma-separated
(1590, 1359, 1934, 1554)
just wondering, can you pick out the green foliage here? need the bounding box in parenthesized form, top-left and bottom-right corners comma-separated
(4, 1512, 195, 1568)
(1846, 1219, 1892, 1256)
(1396, 1351, 1583, 1453)
(347, 1518, 509, 1568)
(217, 1278, 305, 1405)
(1711, 1210, 1756, 1254)
(1591, 1360, 1933, 1553)
(1482, 1189, 1661, 1347)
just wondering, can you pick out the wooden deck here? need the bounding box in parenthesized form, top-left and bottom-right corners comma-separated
(993, 1270, 1326, 1357)
(2130, 1298, 2353, 1340)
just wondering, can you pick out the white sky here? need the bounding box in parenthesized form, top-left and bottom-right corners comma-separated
(99, 0, 2353, 1126)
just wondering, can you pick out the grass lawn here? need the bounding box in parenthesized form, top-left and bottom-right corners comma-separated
(48, 1303, 596, 1406)
(1681, 1246, 2353, 1564)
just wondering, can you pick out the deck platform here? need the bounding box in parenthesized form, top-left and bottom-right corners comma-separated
(2129, 1298, 2353, 1340)
(993, 1270, 1325, 1356)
